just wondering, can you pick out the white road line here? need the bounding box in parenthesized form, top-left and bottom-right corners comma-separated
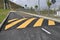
(41, 28, 51, 34)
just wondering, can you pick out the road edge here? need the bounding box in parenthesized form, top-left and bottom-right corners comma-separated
(0, 11, 11, 31)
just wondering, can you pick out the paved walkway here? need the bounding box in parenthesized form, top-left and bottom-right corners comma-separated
(17, 11, 60, 23)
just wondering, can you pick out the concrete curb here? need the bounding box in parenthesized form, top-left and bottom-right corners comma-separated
(0, 11, 11, 31)
(19, 11, 60, 23)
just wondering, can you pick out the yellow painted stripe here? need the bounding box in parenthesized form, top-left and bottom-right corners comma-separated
(8, 18, 18, 23)
(17, 18, 36, 29)
(5, 18, 27, 30)
(48, 20, 55, 25)
(33, 18, 44, 27)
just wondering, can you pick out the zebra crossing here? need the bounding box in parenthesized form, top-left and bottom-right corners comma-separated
(3, 18, 59, 30)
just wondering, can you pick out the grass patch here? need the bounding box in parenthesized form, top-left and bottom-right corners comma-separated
(0, 9, 10, 23)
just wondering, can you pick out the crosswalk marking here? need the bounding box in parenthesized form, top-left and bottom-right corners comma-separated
(48, 20, 55, 26)
(8, 18, 18, 23)
(4, 18, 56, 30)
(17, 18, 36, 29)
(33, 18, 44, 27)
(5, 18, 27, 30)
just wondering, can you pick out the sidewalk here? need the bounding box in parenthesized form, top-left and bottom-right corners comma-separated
(38, 12, 60, 22)
(17, 11, 60, 23)
(16, 8, 60, 22)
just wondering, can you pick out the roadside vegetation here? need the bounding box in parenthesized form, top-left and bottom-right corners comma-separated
(0, 0, 21, 23)
(0, 9, 10, 23)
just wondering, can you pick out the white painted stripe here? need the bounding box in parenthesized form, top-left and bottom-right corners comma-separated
(41, 28, 51, 34)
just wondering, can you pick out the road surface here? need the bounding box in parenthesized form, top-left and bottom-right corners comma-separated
(0, 12, 60, 40)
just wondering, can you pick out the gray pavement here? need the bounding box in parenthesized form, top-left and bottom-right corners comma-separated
(0, 12, 60, 40)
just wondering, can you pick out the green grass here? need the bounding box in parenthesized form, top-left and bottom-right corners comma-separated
(0, 9, 10, 23)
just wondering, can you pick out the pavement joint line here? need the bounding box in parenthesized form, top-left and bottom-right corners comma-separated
(41, 28, 51, 34)
(19, 11, 60, 23)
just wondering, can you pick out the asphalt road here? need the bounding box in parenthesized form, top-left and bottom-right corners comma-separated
(0, 12, 60, 40)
